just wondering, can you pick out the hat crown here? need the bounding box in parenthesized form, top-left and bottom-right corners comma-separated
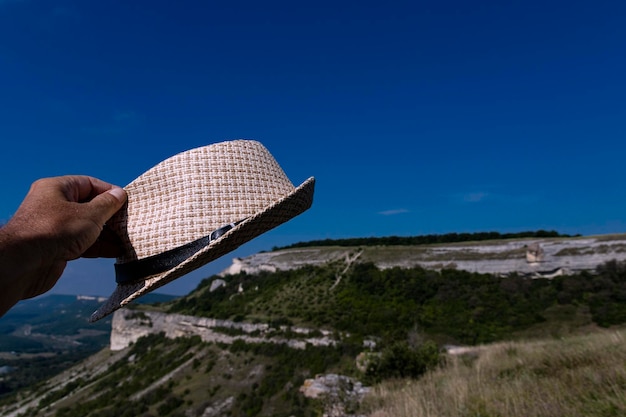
(111, 140, 295, 262)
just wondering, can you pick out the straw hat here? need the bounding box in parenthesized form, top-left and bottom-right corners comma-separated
(89, 140, 315, 322)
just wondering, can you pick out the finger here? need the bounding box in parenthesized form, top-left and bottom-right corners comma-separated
(85, 187, 127, 227)
(63, 176, 117, 203)
(86, 176, 121, 197)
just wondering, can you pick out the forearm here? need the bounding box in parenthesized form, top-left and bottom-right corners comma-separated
(0, 223, 38, 316)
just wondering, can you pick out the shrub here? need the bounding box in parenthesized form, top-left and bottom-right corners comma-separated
(365, 341, 442, 383)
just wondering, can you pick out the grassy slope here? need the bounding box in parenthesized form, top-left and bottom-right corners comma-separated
(364, 327, 626, 417)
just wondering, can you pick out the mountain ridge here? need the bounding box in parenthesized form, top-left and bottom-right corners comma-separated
(219, 232, 626, 278)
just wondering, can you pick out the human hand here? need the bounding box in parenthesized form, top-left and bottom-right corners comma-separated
(0, 176, 127, 311)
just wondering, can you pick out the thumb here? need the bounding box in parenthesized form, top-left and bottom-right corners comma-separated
(86, 187, 128, 225)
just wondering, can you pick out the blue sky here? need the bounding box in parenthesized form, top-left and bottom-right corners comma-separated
(1, 0, 625, 297)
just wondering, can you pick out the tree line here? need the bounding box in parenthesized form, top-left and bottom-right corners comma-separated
(273, 230, 577, 250)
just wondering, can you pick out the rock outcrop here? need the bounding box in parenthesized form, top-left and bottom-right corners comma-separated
(110, 309, 337, 351)
(300, 374, 370, 417)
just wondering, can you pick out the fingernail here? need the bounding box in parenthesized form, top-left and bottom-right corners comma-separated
(108, 187, 127, 202)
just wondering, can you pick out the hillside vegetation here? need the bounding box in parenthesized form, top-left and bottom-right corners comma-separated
(170, 258, 626, 345)
(4, 253, 626, 416)
(4, 332, 352, 417)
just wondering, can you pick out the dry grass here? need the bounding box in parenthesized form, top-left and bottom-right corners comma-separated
(363, 328, 626, 417)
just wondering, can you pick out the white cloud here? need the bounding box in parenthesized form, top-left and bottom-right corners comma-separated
(452, 190, 539, 205)
(113, 111, 136, 122)
(378, 208, 409, 216)
(80, 109, 141, 135)
(463, 192, 489, 203)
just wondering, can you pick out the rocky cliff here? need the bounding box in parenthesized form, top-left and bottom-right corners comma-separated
(219, 234, 626, 278)
(110, 309, 337, 351)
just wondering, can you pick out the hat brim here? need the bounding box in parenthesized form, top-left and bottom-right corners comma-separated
(89, 176, 315, 322)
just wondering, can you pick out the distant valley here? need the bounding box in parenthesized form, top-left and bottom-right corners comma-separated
(0, 293, 176, 399)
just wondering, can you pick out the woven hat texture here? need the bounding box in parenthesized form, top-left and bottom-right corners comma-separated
(90, 140, 314, 322)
